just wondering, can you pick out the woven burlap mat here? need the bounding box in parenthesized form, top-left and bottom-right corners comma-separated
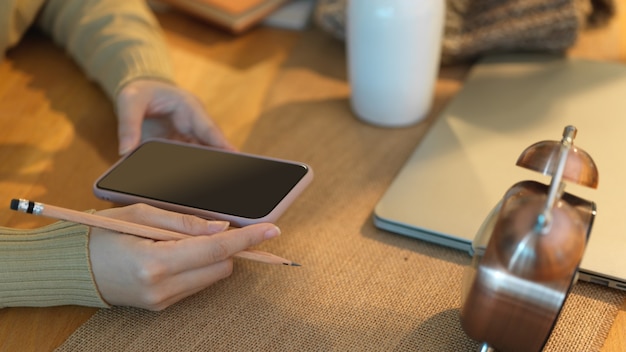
(57, 28, 625, 351)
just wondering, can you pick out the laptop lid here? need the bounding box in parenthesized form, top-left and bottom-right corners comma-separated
(374, 54, 626, 290)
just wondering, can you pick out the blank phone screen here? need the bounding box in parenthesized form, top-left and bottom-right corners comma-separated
(96, 141, 310, 219)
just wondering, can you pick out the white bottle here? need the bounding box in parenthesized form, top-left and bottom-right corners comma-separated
(347, 1, 445, 127)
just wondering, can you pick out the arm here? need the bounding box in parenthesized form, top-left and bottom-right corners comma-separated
(0, 204, 281, 310)
(37, 0, 233, 154)
(37, 0, 173, 101)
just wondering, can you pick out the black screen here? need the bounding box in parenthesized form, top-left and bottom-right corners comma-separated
(96, 141, 310, 219)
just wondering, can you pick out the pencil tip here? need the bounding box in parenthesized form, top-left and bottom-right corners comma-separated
(290, 262, 301, 267)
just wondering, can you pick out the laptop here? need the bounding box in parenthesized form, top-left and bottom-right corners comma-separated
(374, 54, 626, 291)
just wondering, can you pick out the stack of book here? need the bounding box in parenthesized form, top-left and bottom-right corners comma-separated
(157, 0, 291, 33)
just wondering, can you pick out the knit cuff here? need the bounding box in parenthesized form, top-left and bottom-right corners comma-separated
(0, 221, 110, 308)
(102, 46, 176, 102)
(81, 7, 177, 100)
(37, 0, 176, 101)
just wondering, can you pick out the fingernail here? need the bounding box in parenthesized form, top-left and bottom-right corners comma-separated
(209, 221, 230, 231)
(119, 144, 133, 156)
(118, 136, 137, 156)
(264, 225, 281, 239)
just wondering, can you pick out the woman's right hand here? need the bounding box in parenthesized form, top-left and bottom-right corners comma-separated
(88, 203, 280, 310)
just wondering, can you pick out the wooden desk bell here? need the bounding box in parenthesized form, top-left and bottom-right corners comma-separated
(460, 126, 599, 352)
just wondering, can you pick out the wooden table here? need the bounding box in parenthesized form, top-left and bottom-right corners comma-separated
(0, 4, 625, 351)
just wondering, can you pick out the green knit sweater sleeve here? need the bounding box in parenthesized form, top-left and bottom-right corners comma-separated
(0, 221, 109, 308)
(36, 0, 175, 100)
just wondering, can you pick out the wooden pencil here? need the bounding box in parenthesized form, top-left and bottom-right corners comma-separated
(10, 198, 299, 266)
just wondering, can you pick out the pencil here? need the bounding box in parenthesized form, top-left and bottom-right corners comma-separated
(9, 198, 300, 266)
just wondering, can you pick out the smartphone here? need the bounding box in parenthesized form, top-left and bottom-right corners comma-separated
(93, 139, 313, 226)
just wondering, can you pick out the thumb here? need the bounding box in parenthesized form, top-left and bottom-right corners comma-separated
(116, 95, 147, 155)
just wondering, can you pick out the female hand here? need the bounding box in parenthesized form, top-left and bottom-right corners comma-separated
(115, 79, 235, 155)
(88, 204, 280, 310)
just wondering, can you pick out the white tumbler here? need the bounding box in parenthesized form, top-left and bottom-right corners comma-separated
(347, 1, 445, 127)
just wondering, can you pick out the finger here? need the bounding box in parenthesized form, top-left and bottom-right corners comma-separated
(116, 89, 148, 155)
(189, 115, 235, 151)
(172, 99, 236, 150)
(155, 223, 281, 274)
(142, 260, 233, 310)
(96, 204, 230, 235)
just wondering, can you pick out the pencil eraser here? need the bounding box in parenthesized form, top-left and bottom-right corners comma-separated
(10, 199, 19, 210)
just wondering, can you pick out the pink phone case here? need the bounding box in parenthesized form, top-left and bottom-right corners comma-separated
(93, 139, 313, 227)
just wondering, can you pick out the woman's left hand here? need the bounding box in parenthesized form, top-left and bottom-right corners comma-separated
(115, 79, 235, 155)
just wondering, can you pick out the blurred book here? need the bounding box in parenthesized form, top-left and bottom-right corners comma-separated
(157, 0, 290, 33)
(262, 0, 316, 31)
